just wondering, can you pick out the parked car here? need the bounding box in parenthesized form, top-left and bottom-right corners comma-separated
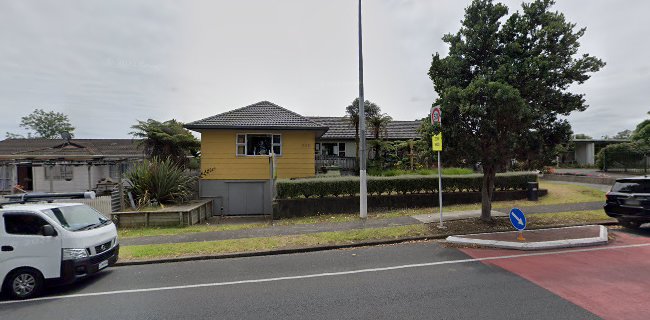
(604, 176, 650, 228)
(0, 192, 119, 299)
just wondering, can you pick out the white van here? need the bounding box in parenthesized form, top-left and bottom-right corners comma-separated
(0, 192, 119, 299)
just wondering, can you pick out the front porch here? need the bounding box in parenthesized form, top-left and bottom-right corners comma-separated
(315, 155, 357, 172)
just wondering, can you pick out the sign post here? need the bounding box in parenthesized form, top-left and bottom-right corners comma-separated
(431, 106, 444, 228)
(509, 208, 527, 241)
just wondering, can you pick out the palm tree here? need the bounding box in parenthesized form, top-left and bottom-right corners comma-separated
(130, 119, 200, 168)
(367, 113, 392, 159)
(345, 98, 380, 168)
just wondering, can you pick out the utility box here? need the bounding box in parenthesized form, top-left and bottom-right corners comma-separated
(527, 182, 539, 201)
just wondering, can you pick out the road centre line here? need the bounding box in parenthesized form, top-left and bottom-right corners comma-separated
(2, 242, 649, 305)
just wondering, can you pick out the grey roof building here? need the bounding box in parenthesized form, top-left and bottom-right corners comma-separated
(0, 138, 144, 193)
(307, 117, 422, 141)
(185, 101, 328, 137)
(0, 139, 143, 161)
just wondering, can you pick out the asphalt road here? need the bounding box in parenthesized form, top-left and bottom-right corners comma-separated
(1, 227, 649, 320)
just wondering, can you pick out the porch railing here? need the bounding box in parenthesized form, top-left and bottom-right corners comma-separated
(315, 155, 357, 171)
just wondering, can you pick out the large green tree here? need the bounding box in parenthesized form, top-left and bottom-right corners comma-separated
(6, 109, 75, 139)
(130, 119, 200, 168)
(630, 111, 650, 145)
(429, 0, 604, 220)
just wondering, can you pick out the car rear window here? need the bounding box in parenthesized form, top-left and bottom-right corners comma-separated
(612, 180, 650, 193)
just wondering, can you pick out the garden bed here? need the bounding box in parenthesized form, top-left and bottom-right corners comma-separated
(111, 199, 213, 228)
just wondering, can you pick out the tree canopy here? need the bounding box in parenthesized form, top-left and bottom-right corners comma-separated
(428, 0, 604, 220)
(6, 109, 75, 139)
(130, 119, 200, 167)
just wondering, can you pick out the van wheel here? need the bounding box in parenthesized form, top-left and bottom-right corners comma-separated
(618, 219, 640, 229)
(4, 268, 44, 300)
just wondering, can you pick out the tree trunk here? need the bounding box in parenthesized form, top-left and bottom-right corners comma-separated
(480, 164, 496, 221)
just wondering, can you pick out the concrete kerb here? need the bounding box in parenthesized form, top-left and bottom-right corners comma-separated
(446, 225, 609, 250)
(114, 221, 618, 266)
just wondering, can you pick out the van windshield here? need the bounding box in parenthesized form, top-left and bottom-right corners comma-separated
(41, 204, 111, 231)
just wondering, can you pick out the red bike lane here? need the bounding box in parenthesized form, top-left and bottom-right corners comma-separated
(461, 230, 650, 320)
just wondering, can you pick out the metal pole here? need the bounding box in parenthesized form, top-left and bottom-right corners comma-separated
(437, 151, 444, 228)
(118, 162, 125, 211)
(358, 0, 367, 219)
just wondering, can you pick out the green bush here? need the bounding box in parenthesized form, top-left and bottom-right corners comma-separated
(276, 172, 537, 199)
(595, 142, 648, 170)
(125, 157, 196, 205)
(368, 167, 474, 176)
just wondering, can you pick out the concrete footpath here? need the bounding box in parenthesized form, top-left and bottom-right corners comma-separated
(120, 201, 604, 247)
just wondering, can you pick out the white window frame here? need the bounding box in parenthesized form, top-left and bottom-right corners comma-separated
(236, 133, 282, 157)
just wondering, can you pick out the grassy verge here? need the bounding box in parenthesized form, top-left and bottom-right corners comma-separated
(118, 223, 269, 239)
(275, 181, 606, 225)
(119, 181, 606, 238)
(120, 225, 429, 261)
(119, 209, 613, 261)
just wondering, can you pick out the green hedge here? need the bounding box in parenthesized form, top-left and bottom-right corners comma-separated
(276, 172, 537, 199)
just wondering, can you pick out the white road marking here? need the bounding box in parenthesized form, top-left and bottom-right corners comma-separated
(2, 242, 649, 305)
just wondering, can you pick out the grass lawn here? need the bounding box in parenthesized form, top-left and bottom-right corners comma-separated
(274, 181, 606, 225)
(120, 225, 429, 260)
(119, 209, 613, 261)
(118, 223, 269, 239)
(118, 181, 606, 238)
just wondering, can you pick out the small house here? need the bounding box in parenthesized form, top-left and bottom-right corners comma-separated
(184, 101, 328, 216)
(0, 138, 144, 194)
(308, 117, 421, 171)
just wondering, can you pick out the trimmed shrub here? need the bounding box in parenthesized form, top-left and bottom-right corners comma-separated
(276, 172, 537, 199)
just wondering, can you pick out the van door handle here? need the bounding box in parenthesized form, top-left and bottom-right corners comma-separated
(1, 246, 13, 252)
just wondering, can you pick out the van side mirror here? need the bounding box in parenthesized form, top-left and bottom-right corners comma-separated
(41, 225, 56, 237)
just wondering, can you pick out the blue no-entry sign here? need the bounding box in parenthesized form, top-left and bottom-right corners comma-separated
(509, 208, 527, 231)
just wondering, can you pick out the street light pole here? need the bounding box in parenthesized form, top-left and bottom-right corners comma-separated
(358, 0, 367, 219)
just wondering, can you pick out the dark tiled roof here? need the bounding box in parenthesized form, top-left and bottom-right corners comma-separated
(185, 101, 328, 135)
(308, 117, 422, 140)
(0, 139, 144, 160)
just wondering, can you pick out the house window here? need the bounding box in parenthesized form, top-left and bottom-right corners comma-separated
(44, 165, 73, 180)
(338, 143, 346, 157)
(322, 143, 346, 157)
(109, 163, 131, 179)
(315, 143, 321, 155)
(236, 134, 282, 156)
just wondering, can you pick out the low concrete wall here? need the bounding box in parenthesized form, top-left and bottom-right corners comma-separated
(273, 189, 547, 219)
(541, 174, 616, 185)
(111, 199, 213, 228)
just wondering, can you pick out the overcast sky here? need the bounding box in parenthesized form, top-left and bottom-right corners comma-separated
(0, 0, 648, 139)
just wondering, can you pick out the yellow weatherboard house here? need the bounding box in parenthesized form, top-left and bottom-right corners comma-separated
(185, 101, 328, 215)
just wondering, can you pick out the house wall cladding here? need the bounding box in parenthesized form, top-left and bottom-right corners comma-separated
(33, 165, 111, 193)
(0, 165, 14, 192)
(200, 129, 317, 180)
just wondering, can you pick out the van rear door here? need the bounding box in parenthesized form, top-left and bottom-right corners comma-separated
(1, 212, 62, 279)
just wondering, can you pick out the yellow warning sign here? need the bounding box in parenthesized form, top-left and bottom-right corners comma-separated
(432, 133, 442, 151)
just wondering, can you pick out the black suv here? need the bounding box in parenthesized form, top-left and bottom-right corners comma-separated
(604, 176, 650, 228)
